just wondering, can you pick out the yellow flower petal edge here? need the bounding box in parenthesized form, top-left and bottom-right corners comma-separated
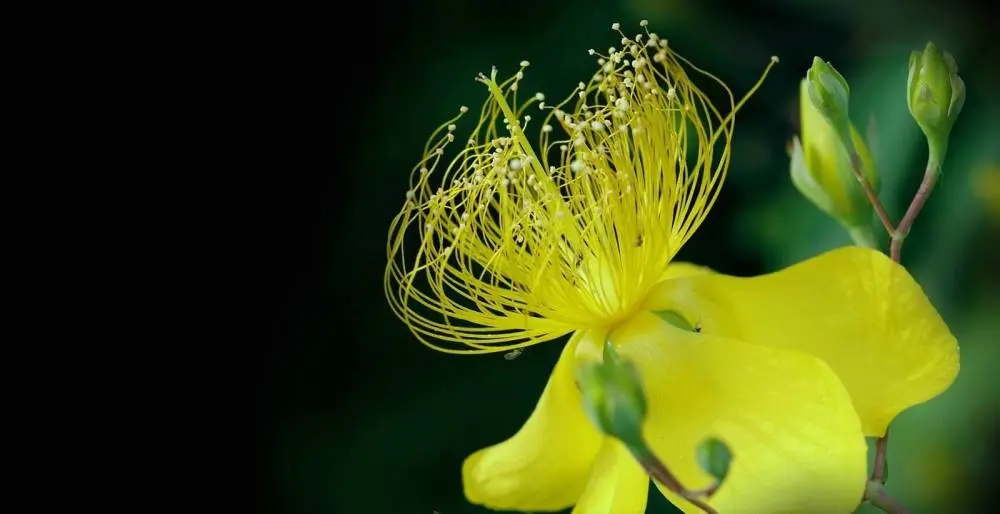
(644, 246, 960, 436)
(572, 438, 650, 514)
(462, 332, 603, 511)
(594, 313, 868, 513)
(658, 262, 713, 281)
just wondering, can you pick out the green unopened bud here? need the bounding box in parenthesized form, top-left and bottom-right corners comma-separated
(806, 57, 852, 147)
(696, 437, 733, 483)
(791, 78, 879, 233)
(907, 42, 965, 166)
(576, 343, 648, 447)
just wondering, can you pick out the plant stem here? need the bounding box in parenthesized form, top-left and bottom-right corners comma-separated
(890, 161, 941, 262)
(866, 481, 911, 514)
(871, 433, 889, 484)
(631, 443, 719, 514)
(849, 153, 896, 235)
(846, 150, 942, 513)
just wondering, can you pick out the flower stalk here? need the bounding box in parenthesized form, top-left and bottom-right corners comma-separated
(866, 480, 911, 514)
(635, 445, 720, 514)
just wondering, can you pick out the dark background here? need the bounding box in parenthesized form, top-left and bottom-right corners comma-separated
(258, 0, 1000, 512)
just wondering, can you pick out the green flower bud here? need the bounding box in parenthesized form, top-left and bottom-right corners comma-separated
(790, 78, 879, 231)
(576, 346, 648, 447)
(696, 437, 733, 483)
(806, 57, 852, 147)
(907, 42, 965, 166)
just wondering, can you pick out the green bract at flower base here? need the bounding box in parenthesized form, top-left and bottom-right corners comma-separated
(385, 20, 959, 514)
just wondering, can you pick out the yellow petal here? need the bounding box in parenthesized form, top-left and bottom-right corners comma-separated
(644, 246, 959, 436)
(463, 332, 603, 511)
(659, 262, 713, 281)
(572, 438, 650, 514)
(600, 313, 867, 513)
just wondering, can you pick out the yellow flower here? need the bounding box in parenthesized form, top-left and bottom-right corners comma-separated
(385, 22, 959, 513)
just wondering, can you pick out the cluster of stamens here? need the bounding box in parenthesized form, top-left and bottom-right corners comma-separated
(386, 21, 773, 353)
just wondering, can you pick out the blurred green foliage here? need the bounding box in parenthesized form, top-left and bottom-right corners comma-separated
(273, 0, 999, 512)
